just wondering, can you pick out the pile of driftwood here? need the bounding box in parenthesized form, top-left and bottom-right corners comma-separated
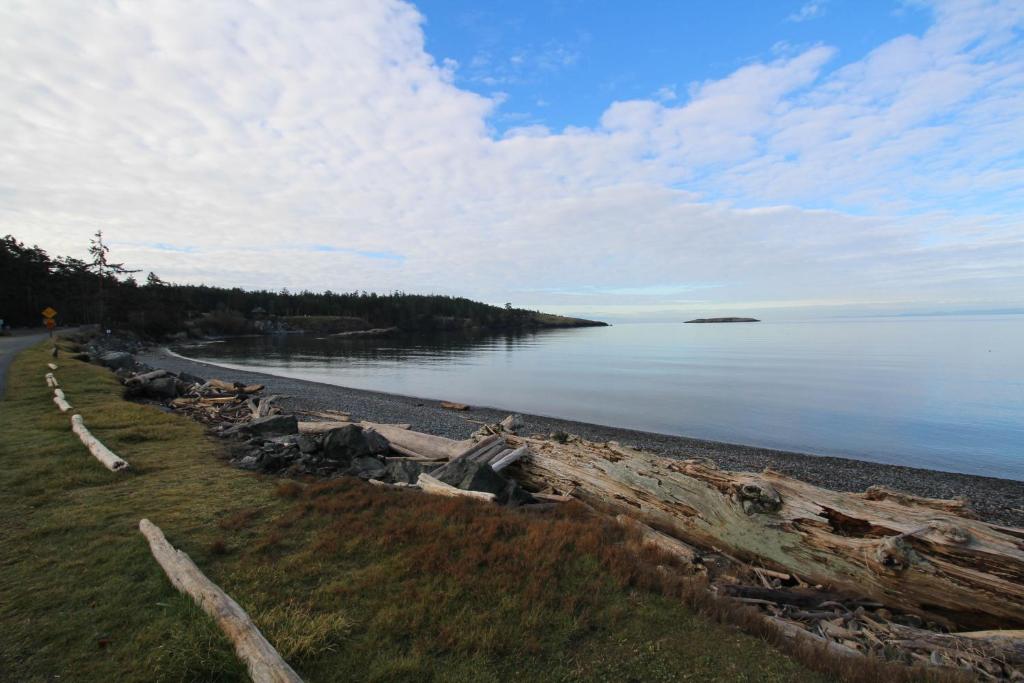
(314, 420, 1024, 679)
(159, 376, 270, 425)
(123, 363, 1024, 678)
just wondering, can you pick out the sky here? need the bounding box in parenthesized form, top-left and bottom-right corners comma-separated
(1, 0, 1022, 322)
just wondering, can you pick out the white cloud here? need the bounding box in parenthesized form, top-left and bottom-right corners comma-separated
(0, 0, 1021, 319)
(788, 1, 827, 23)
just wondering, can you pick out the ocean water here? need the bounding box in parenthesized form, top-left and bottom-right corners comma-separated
(174, 316, 1024, 480)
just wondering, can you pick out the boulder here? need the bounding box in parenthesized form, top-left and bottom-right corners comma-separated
(236, 455, 260, 470)
(347, 455, 388, 480)
(225, 414, 298, 438)
(385, 459, 436, 485)
(322, 424, 371, 463)
(500, 479, 535, 507)
(176, 371, 205, 386)
(98, 351, 134, 370)
(362, 427, 390, 455)
(435, 459, 508, 497)
(144, 376, 179, 399)
(260, 447, 299, 473)
(297, 434, 320, 454)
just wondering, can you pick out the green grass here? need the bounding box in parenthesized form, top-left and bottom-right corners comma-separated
(0, 340, 827, 682)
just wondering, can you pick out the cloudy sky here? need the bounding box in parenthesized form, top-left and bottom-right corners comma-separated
(2, 0, 1022, 321)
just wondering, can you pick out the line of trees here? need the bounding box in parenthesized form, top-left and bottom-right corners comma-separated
(1, 233, 555, 337)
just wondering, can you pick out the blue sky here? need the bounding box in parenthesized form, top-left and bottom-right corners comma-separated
(1, 0, 1022, 321)
(420, 1, 930, 134)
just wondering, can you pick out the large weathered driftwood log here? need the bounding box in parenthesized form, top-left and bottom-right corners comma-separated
(70, 414, 129, 472)
(506, 435, 1024, 629)
(139, 519, 303, 683)
(366, 423, 475, 460)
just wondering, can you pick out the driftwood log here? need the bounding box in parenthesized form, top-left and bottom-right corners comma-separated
(126, 369, 169, 385)
(139, 519, 303, 683)
(506, 435, 1024, 629)
(70, 414, 129, 472)
(47, 362, 58, 371)
(417, 473, 496, 502)
(53, 388, 72, 412)
(366, 423, 475, 460)
(297, 420, 351, 434)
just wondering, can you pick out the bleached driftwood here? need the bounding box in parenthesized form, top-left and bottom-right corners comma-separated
(615, 514, 702, 566)
(70, 414, 129, 472)
(491, 445, 529, 472)
(45, 372, 59, 389)
(468, 439, 506, 464)
(138, 519, 303, 683)
(366, 423, 474, 460)
(297, 421, 351, 434)
(47, 363, 58, 370)
(52, 388, 72, 412)
(507, 434, 1024, 629)
(126, 369, 169, 385)
(416, 473, 496, 502)
(461, 434, 501, 461)
(246, 395, 280, 421)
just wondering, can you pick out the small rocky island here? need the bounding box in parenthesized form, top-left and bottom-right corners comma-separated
(685, 317, 760, 323)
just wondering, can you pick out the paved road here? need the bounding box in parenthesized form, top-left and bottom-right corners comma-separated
(0, 331, 49, 399)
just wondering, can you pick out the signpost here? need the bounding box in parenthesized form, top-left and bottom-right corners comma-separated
(42, 307, 57, 337)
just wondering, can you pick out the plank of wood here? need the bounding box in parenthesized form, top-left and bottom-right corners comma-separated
(138, 519, 303, 683)
(416, 473, 496, 502)
(70, 414, 129, 472)
(47, 363, 58, 370)
(440, 401, 470, 411)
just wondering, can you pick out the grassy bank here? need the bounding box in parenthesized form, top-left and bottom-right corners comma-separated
(0, 341, 828, 681)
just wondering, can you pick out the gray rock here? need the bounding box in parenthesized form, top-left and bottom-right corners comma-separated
(362, 427, 390, 455)
(500, 479, 535, 507)
(435, 459, 508, 496)
(298, 434, 320, 454)
(347, 455, 387, 480)
(98, 351, 134, 370)
(385, 459, 435, 485)
(260, 447, 299, 473)
(145, 376, 179, 399)
(176, 371, 205, 385)
(225, 414, 299, 438)
(236, 455, 260, 470)
(322, 424, 371, 463)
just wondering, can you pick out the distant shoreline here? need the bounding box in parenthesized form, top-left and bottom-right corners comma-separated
(141, 346, 1024, 526)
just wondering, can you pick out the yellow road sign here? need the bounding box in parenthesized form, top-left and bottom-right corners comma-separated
(42, 307, 57, 319)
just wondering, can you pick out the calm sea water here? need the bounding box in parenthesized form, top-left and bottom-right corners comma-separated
(174, 316, 1024, 480)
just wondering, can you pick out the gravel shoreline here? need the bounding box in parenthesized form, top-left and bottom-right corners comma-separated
(140, 347, 1024, 527)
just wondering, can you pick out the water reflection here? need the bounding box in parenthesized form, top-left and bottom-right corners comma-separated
(173, 318, 1024, 480)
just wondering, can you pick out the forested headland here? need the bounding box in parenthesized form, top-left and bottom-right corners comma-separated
(1, 233, 606, 337)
